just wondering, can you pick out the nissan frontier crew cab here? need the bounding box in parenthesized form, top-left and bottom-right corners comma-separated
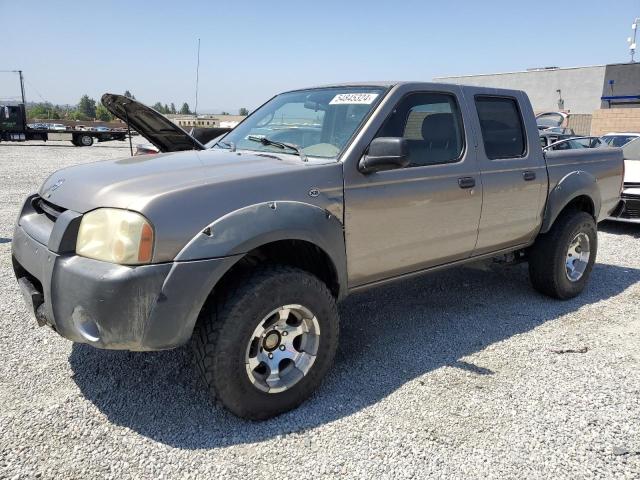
(12, 83, 624, 420)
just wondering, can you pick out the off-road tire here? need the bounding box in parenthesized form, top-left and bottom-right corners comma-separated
(528, 210, 597, 299)
(192, 265, 339, 420)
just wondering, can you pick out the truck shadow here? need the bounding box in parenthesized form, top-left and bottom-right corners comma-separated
(599, 220, 640, 238)
(69, 261, 640, 449)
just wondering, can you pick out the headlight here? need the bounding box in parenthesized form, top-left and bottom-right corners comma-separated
(76, 208, 154, 265)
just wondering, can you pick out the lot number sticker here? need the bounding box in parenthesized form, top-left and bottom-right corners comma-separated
(329, 93, 379, 105)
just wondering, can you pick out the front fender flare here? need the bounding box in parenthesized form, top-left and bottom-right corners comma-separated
(175, 201, 347, 296)
(540, 171, 600, 233)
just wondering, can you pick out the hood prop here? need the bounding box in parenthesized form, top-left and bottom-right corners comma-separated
(123, 102, 134, 156)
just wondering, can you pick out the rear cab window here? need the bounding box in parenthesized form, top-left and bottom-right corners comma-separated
(475, 96, 526, 159)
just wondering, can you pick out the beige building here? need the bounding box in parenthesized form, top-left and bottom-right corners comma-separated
(166, 114, 245, 129)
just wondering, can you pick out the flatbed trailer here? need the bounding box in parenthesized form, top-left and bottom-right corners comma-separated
(0, 104, 127, 146)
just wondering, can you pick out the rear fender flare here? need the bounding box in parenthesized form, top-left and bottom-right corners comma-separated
(540, 171, 600, 233)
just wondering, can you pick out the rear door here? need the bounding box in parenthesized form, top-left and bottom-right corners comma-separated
(344, 86, 483, 286)
(466, 89, 547, 254)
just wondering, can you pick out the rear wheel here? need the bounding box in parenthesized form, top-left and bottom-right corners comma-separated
(192, 266, 339, 420)
(78, 134, 93, 146)
(528, 210, 597, 299)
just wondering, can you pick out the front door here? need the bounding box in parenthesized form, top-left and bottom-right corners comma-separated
(344, 89, 483, 287)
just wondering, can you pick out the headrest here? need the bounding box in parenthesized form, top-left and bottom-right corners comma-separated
(421, 113, 456, 143)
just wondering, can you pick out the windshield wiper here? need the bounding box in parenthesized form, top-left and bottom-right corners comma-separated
(214, 140, 236, 152)
(247, 135, 307, 162)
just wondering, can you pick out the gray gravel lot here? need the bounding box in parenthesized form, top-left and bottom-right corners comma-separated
(0, 140, 639, 479)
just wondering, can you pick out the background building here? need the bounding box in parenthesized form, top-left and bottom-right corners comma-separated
(166, 114, 245, 129)
(436, 63, 640, 136)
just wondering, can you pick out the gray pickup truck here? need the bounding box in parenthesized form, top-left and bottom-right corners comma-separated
(12, 83, 623, 419)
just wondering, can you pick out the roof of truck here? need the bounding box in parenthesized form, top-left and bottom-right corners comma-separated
(283, 81, 525, 94)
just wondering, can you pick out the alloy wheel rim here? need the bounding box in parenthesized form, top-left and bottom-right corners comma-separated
(565, 232, 590, 282)
(244, 304, 320, 393)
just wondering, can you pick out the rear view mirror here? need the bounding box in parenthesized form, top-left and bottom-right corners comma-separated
(358, 137, 409, 173)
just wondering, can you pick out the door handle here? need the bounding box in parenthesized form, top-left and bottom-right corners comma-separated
(458, 177, 475, 189)
(523, 170, 536, 181)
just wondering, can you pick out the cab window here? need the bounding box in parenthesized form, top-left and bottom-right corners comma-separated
(374, 92, 465, 167)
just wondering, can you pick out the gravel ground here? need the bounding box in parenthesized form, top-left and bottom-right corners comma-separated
(0, 140, 639, 479)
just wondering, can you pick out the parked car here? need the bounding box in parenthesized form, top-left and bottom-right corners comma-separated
(75, 125, 88, 131)
(134, 143, 159, 155)
(12, 83, 623, 420)
(544, 136, 604, 151)
(94, 126, 111, 132)
(608, 137, 640, 223)
(49, 123, 67, 131)
(600, 132, 640, 148)
(536, 111, 570, 131)
(539, 132, 575, 148)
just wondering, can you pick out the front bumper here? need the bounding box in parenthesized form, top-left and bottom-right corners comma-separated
(12, 201, 240, 351)
(608, 188, 640, 224)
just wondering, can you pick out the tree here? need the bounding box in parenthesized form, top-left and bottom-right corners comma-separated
(77, 95, 97, 119)
(179, 102, 191, 115)
(221, 111, 230, 115)
(170, 103, 176, 114)
(95, 103, 113, 121)
(69, 110, 89, 121)
(239, 107, 249, 116)
(124, 90, 135, 99)
(152, 102, 165, 113)
(164, 104, 169, 114)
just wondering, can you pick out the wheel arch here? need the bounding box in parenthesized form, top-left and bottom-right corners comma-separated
(176, 201, 348, 299)
(540, 171, 600, 233)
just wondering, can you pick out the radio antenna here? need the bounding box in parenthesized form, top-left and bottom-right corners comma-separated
(194, 38, 201, 117)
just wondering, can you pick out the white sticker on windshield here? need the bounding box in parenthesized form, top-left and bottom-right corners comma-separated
(329, 93, 379, 105)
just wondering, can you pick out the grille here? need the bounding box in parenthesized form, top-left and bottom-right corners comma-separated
(32, 196, 66, 222)
(620, 198, 640, 219)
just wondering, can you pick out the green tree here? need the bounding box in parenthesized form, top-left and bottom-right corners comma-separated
(77, 95, 97, 119)
(239, 107, 249, 116)
(152, 102, 165, 113)
(170, 103, 176, 114)
(163, 104, 169, 114)
(69, 110, 89, 121)
(95, 102, 113, 121)
(179, 102, 191, 115)
(124, 90, 135, 99)
(221, 111, 230, 115)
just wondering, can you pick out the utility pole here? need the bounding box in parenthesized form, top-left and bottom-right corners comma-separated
(18, 70, 26, 104)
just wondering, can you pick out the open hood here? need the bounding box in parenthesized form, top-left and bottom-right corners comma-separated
(101, 93, 205, 152)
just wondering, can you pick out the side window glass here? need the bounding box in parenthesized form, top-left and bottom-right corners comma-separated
(475, 96, 526, 159)
(375, 92, 465, 167)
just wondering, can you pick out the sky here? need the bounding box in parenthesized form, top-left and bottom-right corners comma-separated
(2, 0, 639, 113)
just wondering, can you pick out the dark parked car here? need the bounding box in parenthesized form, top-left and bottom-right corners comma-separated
(544, 136, 604, 151)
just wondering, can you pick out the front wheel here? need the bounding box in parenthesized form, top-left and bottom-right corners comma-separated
(528, 210, 597, 299)
(192, 266, 339, 420)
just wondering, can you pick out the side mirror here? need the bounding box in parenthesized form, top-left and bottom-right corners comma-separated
(358, 137, 409, 173)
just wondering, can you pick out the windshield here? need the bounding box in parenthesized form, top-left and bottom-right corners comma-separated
(217, 87, 386, 159)
(601, 135, 638, 147)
